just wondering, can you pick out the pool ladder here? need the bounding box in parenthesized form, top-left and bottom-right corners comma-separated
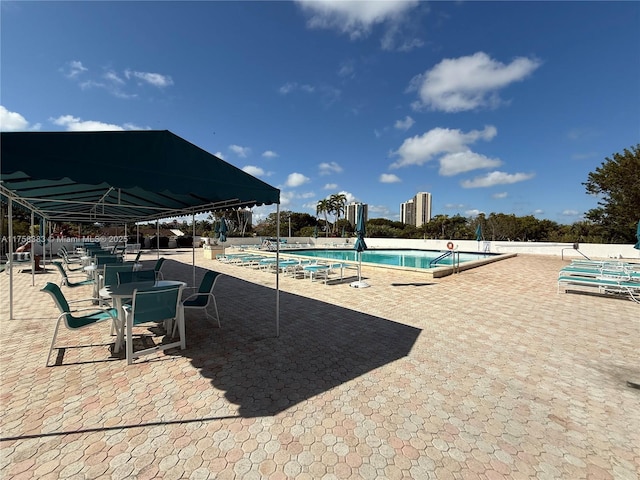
(429, 250, 461, 273)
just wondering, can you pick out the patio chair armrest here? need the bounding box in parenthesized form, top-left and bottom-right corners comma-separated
(180, 286, 198, 299)
(70, 306, 118, 319)
(67, 297, 101, 304)
(182, 292, 213, 302)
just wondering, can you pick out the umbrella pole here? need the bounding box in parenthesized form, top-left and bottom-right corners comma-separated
(350, 251, 370, 288)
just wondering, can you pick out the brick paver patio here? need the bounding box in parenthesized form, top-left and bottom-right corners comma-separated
(1, 249, 638, 479)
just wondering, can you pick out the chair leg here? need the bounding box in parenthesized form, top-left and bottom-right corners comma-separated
(212, 297, 221, 328)
(126, 312, 134, 365)
(178, 306, 186, 349)
(46, 317, 63, 367)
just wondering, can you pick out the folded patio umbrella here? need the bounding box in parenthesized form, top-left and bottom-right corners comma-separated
(351, 204, 369, 288)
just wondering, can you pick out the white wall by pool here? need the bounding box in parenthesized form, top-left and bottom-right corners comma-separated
(35, 236, 640, 261)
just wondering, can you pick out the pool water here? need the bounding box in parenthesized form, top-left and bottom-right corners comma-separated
(285, 249, 495, 270)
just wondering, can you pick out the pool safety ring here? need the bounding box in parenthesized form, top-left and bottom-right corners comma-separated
(447, 241, 454, 250)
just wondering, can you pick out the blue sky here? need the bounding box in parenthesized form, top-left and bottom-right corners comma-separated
(2, 1, 638, 225)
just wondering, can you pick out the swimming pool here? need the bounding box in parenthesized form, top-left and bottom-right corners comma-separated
(283, 248, 499, 270)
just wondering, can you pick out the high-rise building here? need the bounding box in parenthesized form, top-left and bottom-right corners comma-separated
(346, 202, 368, 227)
(401, 192, 432, 227)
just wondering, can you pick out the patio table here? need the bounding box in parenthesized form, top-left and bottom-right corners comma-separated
(99, 280, 186, 353)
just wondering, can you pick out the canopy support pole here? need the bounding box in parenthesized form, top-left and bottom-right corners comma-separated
(30, 212, 35, 286)
(276, 204, 280, 338)
(156, 220, 160, 259)
(8, 199, 14, 320)
(192, 212, 196, 288)
(42, 217, 48, 269)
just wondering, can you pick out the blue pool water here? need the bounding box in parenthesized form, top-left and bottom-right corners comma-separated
(284, 249, 495, 270)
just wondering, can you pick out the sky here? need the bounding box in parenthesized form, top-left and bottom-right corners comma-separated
(1, 1, 639, 225)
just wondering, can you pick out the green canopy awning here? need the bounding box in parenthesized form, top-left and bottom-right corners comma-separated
(1, 130, 280, 223)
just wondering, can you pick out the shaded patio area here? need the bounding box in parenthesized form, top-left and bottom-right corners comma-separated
(1, 251, 638, 479)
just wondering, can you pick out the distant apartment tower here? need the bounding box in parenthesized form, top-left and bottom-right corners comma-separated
(401, 192, 432, 227)
(346, 202, 368, 227)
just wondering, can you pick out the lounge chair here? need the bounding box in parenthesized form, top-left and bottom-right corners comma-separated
(559, 264, 640, 280)
(558, 274, 640, 303)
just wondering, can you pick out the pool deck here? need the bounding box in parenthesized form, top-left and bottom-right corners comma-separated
(1, 249, 638, 479)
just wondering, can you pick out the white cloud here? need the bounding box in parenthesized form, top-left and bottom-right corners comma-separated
(242, 165, 265, 177)
(379, 173, 401, 183)
(229, 144, 251, 158)
(465, 209, 483, 217)
(214, 151, 225, 160)
(409, 52, 541, 112)
(262, 150, 279, 158)
(394, 115, 415, 131)
(337, 190, 357, 203)
(50, 114, 130, 131)
(338, 60, 355, 78)
(295, 0, 419, 43)
(122, 122, 149, 130)
(492, 192, 508, 199)
(438, 151, 502, 176)
(279, 82, 296, 95)
(367, 204, 394, 218)
(533, 209, 544, 215)
(0, 106, 41, 131)
(285, 172, 310, 188)
(562, 209, 579, 216)
(320, 190, 356, 204)
(319, 161, 343, 175)
(278, 82, 315, 95)
(125, 70, 174, 88)
(324, 183, 338, 190)
(461, 171, 535, 188)
(390, 125, 497, 169)
(63, 61, 173, 98)
(104, 70, 125, 85)
(279, 190, 295, 207)
(64, 60, 88, 79)
(386, 36, 424, 53)
(279, 82, 341, 107)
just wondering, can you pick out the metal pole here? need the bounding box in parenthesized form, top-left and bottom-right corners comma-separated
(30, 211, 35, 286)
(276, 204, 280, 337)
(192, 212, 196, 288)
(156, 220, 160, 260)
(8, 199, 14, 320)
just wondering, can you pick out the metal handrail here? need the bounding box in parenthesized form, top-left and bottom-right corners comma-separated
(429, 250, 452, 267)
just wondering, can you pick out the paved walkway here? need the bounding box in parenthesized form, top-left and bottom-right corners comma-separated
(1, 250, 638, 479)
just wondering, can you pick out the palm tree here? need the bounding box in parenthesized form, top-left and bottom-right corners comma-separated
(316, 199, 331, 237)
(329, 193, 347, 235)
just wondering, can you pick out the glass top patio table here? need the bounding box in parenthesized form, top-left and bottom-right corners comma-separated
(99, 280, 187, 353)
